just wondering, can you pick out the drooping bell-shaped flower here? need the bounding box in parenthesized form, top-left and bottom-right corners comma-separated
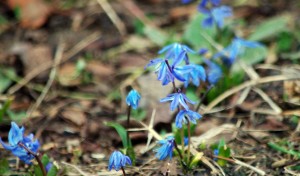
(154, 136, 175, 160)
(126, 89, 141, 109)
(0, 122, 40, 164)
(108, 150, 132, 171)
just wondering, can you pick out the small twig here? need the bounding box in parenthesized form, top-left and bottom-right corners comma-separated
(61, 161, 94, 176)
(27, 43, 65, 118)
(96, 0, 126, 36)
(213, 155, 266, 175)
(204, 74, 300, 113)
(18, 142, 46, 176)
(252, 87, 282, 115)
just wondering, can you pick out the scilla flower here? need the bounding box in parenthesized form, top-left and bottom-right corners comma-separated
(126, 89, 141, 109)
(0, 122, 40, 164)
(201, 5, 232, 28)
(204, 59, 222, 85)
(108, 151, 132, 171)
(175, 110, 202, 128)
(177, 64, 206, 87)
(160, 91, 195, 111)
(214, 37, 262, 66)
(158, 43, 195, 66)
(154, 136, 175, 160)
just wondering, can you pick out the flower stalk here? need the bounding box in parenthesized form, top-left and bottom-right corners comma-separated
(18, 142, 46, 176)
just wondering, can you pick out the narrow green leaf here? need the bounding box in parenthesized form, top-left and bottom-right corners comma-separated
(0, 68, 15, 93)
(248, 15, 292, 41)
(240, 46, 268, 65)
(105, 122, 130, 148)
(144, 26, 168, 46)
(47, 162, 59, 176)
(0, 159, 9, 174)
(0, 99, 12, 122)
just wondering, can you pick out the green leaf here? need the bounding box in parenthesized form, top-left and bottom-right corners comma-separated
(183, 13, 217, 49)
(186, 86, 200, 102)
(47, 162, 59, 176)
(248, 15, 292, 41)
(105, 122, 130, 148)
(0, 159, 9, 174)
(216, 139, 231, 166)
(34, 155, 50, 176)
(0, 68, 16, 93)
(0, 99, 12, 122)
(143, 26, 168, 46)
(126, 146, 136, 166)
(41, 154, 50, 166)
(240, 45, 268, 65)
(7, 110, 26, 121)
(277, 32, 294, 52)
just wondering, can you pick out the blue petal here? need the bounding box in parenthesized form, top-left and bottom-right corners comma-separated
(8, 122, 24, 146)
(145, 58, 164, 69)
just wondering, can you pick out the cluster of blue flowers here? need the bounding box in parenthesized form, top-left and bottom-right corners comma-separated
(145, 42, 211, 160)
(0, 122, 40, 164)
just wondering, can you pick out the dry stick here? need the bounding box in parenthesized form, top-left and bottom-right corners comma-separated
(8, 32, 101, 95)
(213, 155, 266, 176)
(61, 161, 93, 176)
(27, 43, 65, 118)
(204, 74, 300, 113)
(96, 0, 126, 36)
(18, 142, 46, 176)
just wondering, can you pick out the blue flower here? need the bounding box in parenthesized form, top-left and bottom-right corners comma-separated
(160, 92, 195, 111)
(145, 58, 187, 85)
(184, 137, 189, 146)
(177, 64, 206, 87)
(158, 43, 195, 66)
(46, 162, 53, 172)
(200, 6, 232, 28)
(204, 59, 222, 85)
(214, 37, 262, 65)
(198, 48, 208, 55)
(154, 136, 175, 160)
(0, 122, 40, 164)
(126, 89, 141, 109)
(213, 149, 219, 161)
(108, 151, 132, 171)
(175, 110, 202, 128)
(181, 0, 193, 4)
(200, 0, 221, 7)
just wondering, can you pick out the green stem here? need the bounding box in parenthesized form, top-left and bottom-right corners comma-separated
(180, 128, 185, 158)
(195, 85, 214, 112)
(187, 121, 191, 165)
(174, 140, 187, 169)
(18, 142, 46, 176)
(126, 106, 131, 147)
